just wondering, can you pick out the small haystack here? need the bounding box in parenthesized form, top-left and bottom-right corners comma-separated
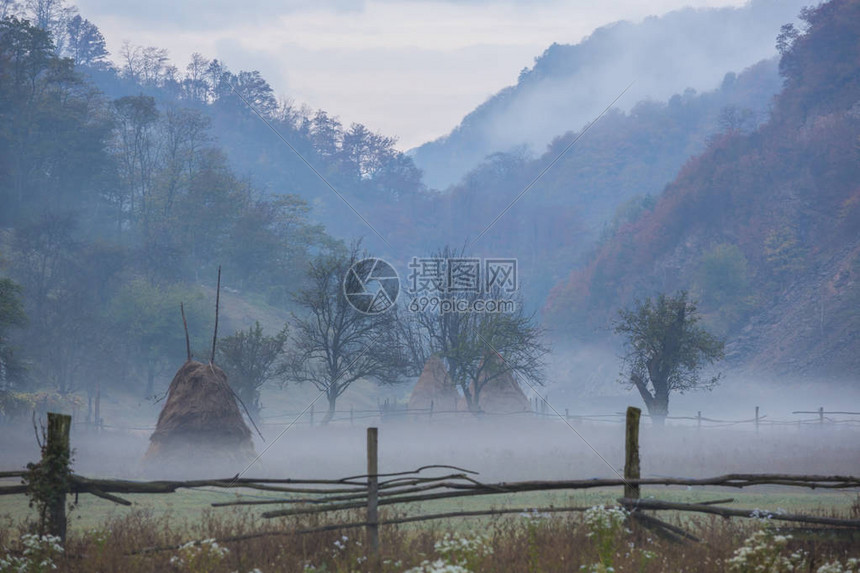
(145, 360, 255, 467)
(471, 355, 531, 414)
(408, 355, 459, 412)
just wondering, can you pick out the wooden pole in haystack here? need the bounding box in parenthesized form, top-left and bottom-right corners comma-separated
(46, 413, 71, 542)
(211, 265, 221, 364)
(624, 406, 641, 500)
(180, 302, 191, 362)
(366, 427, 380, 560)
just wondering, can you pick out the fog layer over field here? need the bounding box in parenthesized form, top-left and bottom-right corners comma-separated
(2, 374, 858, 484)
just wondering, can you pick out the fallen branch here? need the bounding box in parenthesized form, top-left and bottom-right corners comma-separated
(618, 498, 860, 528)
(213, 474, 481, 507)
(630, 512, 700, 543)
(260, 474, 860, 519)
(81, 486, 132, 506)
(70, 475, 369, 494)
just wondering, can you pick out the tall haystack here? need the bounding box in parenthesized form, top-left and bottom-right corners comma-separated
(145, 360, 255, 467)
(144, 268, 256, 472)
(471, 355, 531, 414)
(408, 355, 459, 412)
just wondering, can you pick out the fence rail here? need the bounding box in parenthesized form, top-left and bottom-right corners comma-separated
(1, 410, 859, 554)
(46, 404, 860, 435)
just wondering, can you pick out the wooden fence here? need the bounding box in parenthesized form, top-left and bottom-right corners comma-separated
(1, 409, 859, 556)
(66, 403, 860, 436)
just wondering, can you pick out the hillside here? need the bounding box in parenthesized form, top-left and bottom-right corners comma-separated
(411, 0, 809, 189)
(544, 0, 860, 377)
(383, 57, 784, 310)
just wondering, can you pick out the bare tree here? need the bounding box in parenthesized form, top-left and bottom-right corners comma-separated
(182, 52, 211, 103)
(403, 245, 548, 412)
(284, 243, 407, 423)
(65, 15, 108, 67)
(1, 0, 21, 19)
(25, 0, 76, 54)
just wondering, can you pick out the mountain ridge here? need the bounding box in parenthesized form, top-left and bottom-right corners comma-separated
(412, 0, 809, 190)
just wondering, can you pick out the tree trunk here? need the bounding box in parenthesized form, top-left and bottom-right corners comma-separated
(322, 392, 337, 425)
(470, 381, 482, 413)
(650, 392, 669, 425)
(631, 373, 669, 425)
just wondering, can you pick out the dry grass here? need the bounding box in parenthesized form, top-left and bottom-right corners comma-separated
(1, 502, 858, 572)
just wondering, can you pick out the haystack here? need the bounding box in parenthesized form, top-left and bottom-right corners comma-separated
(470, 355, 531, 414)
(144, 360, 255, 468)
(408, 355, 459, 412)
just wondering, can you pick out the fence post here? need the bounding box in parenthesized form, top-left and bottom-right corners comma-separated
(429, 399, 434, 420)
(46, 412, 71, 542)
(366, 427, 380, 560)
(819, 406, 824, 425)
(350, 406, 354, 426)
(310, 405, 314, 427)
(697, 411, 702, 429)
(624, 406, 641, 500)
(755, 406, 759, 432)
(565, 408, 569, 419)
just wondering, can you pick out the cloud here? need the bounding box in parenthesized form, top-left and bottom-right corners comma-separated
(76, 0, 366, 30)
(76, 0, 752, 149)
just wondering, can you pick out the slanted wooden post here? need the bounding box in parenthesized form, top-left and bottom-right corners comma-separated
(755, 406, 760, 432)
(819, 406, 824, 425)
(366, 427, 380, 559)
(46, 413, 71, 542)
(624, 406, 641, 500)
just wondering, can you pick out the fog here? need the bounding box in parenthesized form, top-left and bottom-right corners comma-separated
(412, 0, 810, 188)
(3, 363, 858, 486)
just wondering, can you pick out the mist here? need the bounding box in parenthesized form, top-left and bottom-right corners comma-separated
(3, 357, 858, 485)
(412, 0, 810, 189)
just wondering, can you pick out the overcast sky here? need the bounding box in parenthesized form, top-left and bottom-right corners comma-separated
(77, 0, 749, 150)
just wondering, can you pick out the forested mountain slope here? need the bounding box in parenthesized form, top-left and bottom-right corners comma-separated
(544, 0, 860, 377)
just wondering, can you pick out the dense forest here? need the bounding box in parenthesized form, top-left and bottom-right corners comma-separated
(0, 3, 368, 404)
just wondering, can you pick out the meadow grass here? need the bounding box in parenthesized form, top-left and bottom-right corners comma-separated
(1, 485, 859, 572)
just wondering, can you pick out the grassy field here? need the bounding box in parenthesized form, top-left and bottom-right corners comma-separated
(0, 486, 858, 572)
